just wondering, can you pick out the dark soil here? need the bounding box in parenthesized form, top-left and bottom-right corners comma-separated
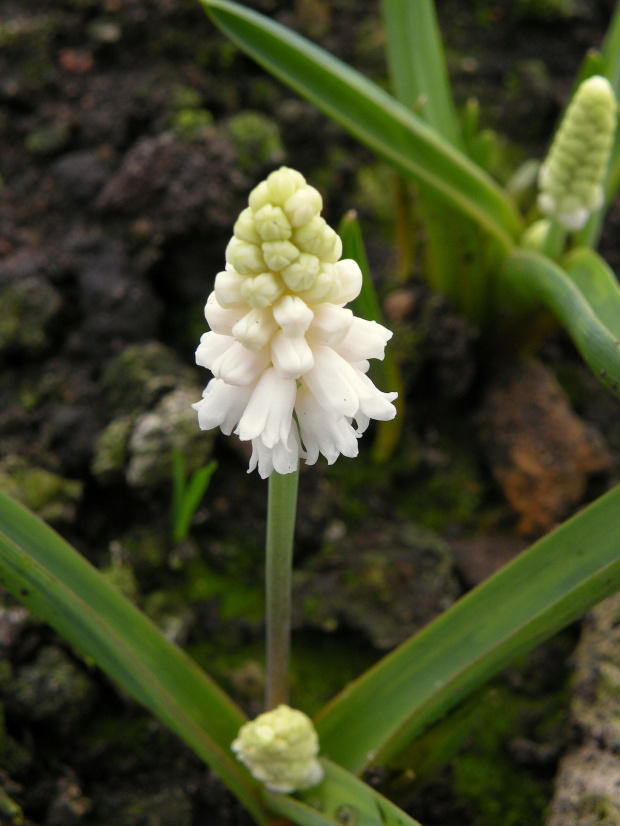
(1, 1, 620, 825)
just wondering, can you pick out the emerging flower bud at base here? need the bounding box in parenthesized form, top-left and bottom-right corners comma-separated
(232, 705, 324, 794)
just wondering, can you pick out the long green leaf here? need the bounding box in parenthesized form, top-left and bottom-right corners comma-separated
(602, 1, 620, 93)
(502, 248, 620, 398)
(381, 0, 462, 148)
(314, 483, 620, 773)
(200, 0, 522, 248)
(265, 759, 424, 826)
(0, 491, 269, 825)
(339, 211, 404, 462)
(380, 0, 493, 325)
(562, 247, 620, 340)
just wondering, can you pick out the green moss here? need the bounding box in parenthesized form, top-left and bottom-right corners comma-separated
(0, 456, 83, 523)
(452, 684, 566, 826)
(91, 415, 134, 483)
(25, 123, 70, 156)
(99, 342, 195, 417)
(0, 277, 61, 353)
(396, 454, 484, 531)
(169, 86, 213, 140)
(182, 557, 264, 623)
(223, 111, 285, 171)
(289, 632, 378, 716)
(0, 15, 54, 51)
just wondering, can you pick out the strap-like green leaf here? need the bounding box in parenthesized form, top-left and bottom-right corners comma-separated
(314, 482, 620, 773)
(381, 0, 462, 148)
(339, 212, 404, 462)
(200, 0, 522, 248)
(0, 491, 269, 824)
(562, 246, 620, 339)
(502, 248, 620, 398)
(264, 759, 424, 826)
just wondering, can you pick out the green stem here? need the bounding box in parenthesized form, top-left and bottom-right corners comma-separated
(541, 219, 567, 260)
(265, 466, 299, 710)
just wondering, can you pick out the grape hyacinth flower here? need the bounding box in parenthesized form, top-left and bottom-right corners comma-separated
(193, 167, 397, 478)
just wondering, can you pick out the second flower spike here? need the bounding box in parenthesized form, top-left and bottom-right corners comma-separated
(193, 167, 398, 478)
(538, 75, 617, 231)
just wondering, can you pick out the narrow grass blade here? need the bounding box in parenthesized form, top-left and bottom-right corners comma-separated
(502, 248, 620, 398)
(381, 0, 462, 148)
(173, 460, 218, 544)
(0, 491, 269, 824)
(314, 483, 620, 773)
(264, 759, 424, 826)
(200, 0, 522, 248)
(339, 211, 404, 462)
(171, 447, 187, 533)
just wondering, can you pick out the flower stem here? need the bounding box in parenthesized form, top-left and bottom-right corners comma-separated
(265, 466, 299, 710)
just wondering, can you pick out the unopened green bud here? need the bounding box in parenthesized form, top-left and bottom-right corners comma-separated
(231, 705, 324, 794)
(262, 239, 300, 272)
(521, 219, 553, 251)
(240, 272, 285, 309)
(284, 185, 323, 228)
(226, 237, 266, 275)
(254, 204, 292, 242)
(234, 207, 261, 244)
(266, 167, 306, 205)
(297, 264, 340, 304)
(538, 75, 617, 230)
(248, 180, 271, 212)
(281, 253, 321, 291)
(293, 217, 341, 261)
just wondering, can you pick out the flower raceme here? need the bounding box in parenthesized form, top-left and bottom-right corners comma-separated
(193, 167, 397, 478)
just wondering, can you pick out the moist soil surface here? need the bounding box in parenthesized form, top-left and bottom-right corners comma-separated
(1, 1, 620, 825)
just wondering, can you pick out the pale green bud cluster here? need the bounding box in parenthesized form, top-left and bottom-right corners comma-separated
(538, 75, 617, 231)
(231, 704, 324, 794)
(218, 167, 343, 315)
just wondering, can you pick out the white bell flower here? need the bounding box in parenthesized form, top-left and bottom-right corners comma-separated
(193, 166, 398, 478)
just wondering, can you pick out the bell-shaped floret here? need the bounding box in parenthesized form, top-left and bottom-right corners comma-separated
(236, 368, 296, 448)
(192, 378, 254, 435)
(214, 270, 246, 308)
(273, 295, 314, 337)
(296, 385, 359, 465)
(204, 292, 247, 336)
(232, 308, 278, 351)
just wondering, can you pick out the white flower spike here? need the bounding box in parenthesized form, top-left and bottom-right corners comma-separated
(231, 704, 324, 794)
(193, 167, 398, 478)
(538, 75, 617, 231)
